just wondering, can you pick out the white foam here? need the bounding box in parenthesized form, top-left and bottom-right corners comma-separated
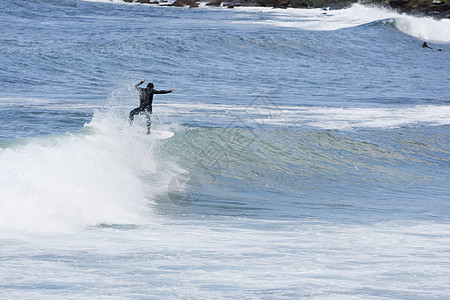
(232, 4, 395, 30)
(2, 219, 449, 298)
(395, 15, 450, 43)
(0, 111, 180, 233)
(285, 105, 450, 129)
(156, 102, 450, 130)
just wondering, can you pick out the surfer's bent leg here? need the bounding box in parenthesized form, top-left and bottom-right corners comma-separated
(129, 107, 143, 124)
(145, 109, 152, 134)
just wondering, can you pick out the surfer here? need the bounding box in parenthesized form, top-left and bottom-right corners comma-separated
(422, 42, 432, 49)
(129, 79, 174, 134)
(422, 42, 442, 51)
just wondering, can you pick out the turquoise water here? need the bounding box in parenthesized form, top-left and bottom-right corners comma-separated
(1, 0, 450, 298)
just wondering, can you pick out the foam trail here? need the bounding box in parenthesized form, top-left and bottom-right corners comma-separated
(156, 103, 450, 130)
(0, 111, 179, 233)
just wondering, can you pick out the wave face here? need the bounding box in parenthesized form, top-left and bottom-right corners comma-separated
(1, 108, 448, 231)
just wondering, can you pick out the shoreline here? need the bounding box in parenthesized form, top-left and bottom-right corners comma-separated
(122, 0, 449, 19)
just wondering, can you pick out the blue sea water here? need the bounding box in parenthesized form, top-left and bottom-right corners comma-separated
(1, 0, 450, 298)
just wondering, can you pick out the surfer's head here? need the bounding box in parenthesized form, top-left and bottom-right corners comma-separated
(147, 83, 154, 89)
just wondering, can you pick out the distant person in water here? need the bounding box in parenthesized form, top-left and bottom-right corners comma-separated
(129, 79, 174, 134)
(422, 42, 442, 51)
(422, 42, 432, 49)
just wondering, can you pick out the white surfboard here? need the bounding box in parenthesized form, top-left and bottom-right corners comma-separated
(141, 129, 174, 140)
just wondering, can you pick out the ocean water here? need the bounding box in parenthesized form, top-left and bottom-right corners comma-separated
(1, 0, 450, 298)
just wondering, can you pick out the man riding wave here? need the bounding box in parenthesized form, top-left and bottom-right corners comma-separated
(129, 79, 174, 134)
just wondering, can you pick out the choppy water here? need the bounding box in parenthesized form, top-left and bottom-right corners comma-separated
(1, 0, 449, 298)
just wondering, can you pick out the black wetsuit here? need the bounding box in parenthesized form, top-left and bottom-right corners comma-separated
(129, 81, 173, 133)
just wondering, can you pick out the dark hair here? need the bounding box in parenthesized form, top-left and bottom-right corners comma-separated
(147, 83, 154, 89)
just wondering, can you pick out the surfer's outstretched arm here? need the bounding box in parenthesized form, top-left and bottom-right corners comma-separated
(135, 79, 145, 89)
(153, 88, 175, 94)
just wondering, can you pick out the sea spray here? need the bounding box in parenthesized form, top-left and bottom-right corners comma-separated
(0, 111, 180, 233)
(395, 16, 450, 43)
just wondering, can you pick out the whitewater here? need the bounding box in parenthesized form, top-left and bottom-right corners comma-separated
(0, 0, 449, 298)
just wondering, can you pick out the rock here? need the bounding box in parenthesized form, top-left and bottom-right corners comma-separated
(388, 0, 413, 9)
(123, 0, 133, 3)
(256, 0, 288, 6)
(223, 0, 243, 6)
(235, 0, 262, 6)
(255, 0, 357, 9)
(311, 0, 327, 8)
(171, 0, 199, 6)
(171, 0, 184, 6)
(387, 0, 450, 19)
(329, 0, 355, 10)
(396, 1, 450, 18)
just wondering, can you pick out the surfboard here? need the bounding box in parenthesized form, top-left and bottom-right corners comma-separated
(141, 129, 174, 140)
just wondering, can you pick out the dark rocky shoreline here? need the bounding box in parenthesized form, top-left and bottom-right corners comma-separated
(124, 0, 449, 19)
(384, 0, 449, 19)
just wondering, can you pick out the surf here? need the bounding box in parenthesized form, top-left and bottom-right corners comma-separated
(0, 111, 180, 233)
(230, 4, 450, 43)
